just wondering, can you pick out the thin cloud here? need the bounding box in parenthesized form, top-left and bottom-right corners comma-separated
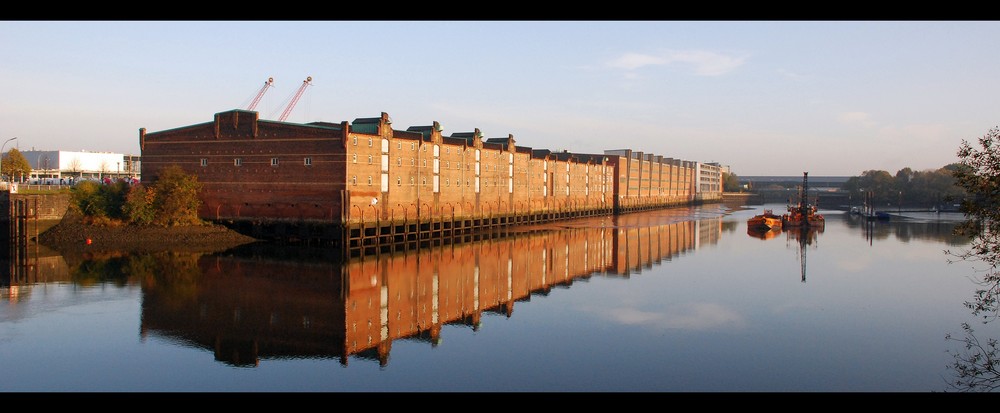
(607, 50, 745, 76)
(608, 53, 670, 70)
(777, 68, 809, 81)
(838, 111, 876, 127)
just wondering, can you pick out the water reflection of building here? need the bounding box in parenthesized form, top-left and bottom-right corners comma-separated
(1, 253, 71, 300)
(136, 215, 722, 367)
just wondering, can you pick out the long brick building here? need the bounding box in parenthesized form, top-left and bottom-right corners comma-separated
(139, 109, 721, 251)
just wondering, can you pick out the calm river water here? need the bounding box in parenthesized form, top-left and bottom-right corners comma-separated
(2, 203, 995, 392)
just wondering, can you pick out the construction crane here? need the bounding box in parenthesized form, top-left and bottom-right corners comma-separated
(246, 77, 274, 111)
(278, 76, 313, 122)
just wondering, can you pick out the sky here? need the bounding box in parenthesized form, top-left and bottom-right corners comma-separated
(2, 20, 996, 177)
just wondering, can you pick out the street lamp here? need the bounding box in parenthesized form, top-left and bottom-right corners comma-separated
(0, 137, 17, 183)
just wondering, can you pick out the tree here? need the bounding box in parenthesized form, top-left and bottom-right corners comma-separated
(950, 126, 1000, 321)
(122, 184, 156, 225)
(151, 164, 204, 227)
(909, 167, 964, 208)
(846, 169, 895, 206)
(68, 157, 82, 179)
(894, 167, 914, 204)
(69, 164, 203, 227)
(947, 127, 1000, 391)
(722, 172, 742, 192)
(1, 147, 31, 182)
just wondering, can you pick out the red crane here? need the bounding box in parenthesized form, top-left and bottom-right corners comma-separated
(278, 76, 312, 122)
(246, 77, 274, 111)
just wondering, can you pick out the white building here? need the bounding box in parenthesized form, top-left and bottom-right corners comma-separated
(696, 162, 722, 194)
(19, 150, 140, 184)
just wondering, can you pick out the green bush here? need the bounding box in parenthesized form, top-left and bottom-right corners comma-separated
(151, 165, 204, 227)
(123, 184, 156, 225)
(70, 180, 110, 219)
(70, 165, 204, 227)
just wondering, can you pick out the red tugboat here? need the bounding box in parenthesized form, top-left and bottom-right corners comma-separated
(782, 172, 825, 228)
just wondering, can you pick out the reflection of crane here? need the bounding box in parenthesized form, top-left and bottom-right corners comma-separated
(246, 77, 274, 111)
(788, 226, 821, 283)
(799, 229, 807, 283)
(278, 76, 312, 122)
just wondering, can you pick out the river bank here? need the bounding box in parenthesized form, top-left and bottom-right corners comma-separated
(34, 210, 260, 254)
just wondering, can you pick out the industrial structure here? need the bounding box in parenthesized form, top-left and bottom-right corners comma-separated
(139, 109, 723, 254)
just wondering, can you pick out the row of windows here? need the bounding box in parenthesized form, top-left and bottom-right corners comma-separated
(349, 154, 535, 172)
(350, 135, 513, 157)
(203, 158, 313, 167)
(352, 136, 426, 152)
(205, 151, 609, 183)
(348, 174, 610, 190)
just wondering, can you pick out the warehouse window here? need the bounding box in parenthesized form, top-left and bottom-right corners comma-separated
(200, 158, 207, 167)
(368, 138, 373, 147)
(368, 155, 373, 164)
(304, 157, 312, 166)
(234, 158, 242, 166)
(410, 176, 414, 186)
(352, 136, 357, 146)
(411, 142, 415, 151)
(352, 154, 357, 164)
(271, 158, 279, 166)
(352, 175, 357, 185)
(368, 176, 372, 186)
(397, 142, 402, 150)
(397, 157, 402, 166)
(397, 177, 401, 186)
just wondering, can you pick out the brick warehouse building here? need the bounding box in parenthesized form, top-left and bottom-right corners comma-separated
(139, 109, 720, 253)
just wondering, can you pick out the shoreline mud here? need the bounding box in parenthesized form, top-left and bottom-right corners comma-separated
(33, 211, 260, 254)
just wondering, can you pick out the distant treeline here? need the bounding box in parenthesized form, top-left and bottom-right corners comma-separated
(839, 164, 966, 208)
(727, 164, 966, 208)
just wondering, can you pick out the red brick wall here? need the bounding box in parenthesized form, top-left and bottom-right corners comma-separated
(141, 110, 347, 223)
(141, 109, 716, 230)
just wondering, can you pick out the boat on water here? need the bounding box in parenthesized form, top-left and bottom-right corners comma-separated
(782, 172, 825, 228)
(747, 209, 783, 231)
(783, 203, 826, 227)
(854, 191, 890, 221)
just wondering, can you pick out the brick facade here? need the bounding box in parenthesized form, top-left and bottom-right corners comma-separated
(139, 109, 721, 245)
